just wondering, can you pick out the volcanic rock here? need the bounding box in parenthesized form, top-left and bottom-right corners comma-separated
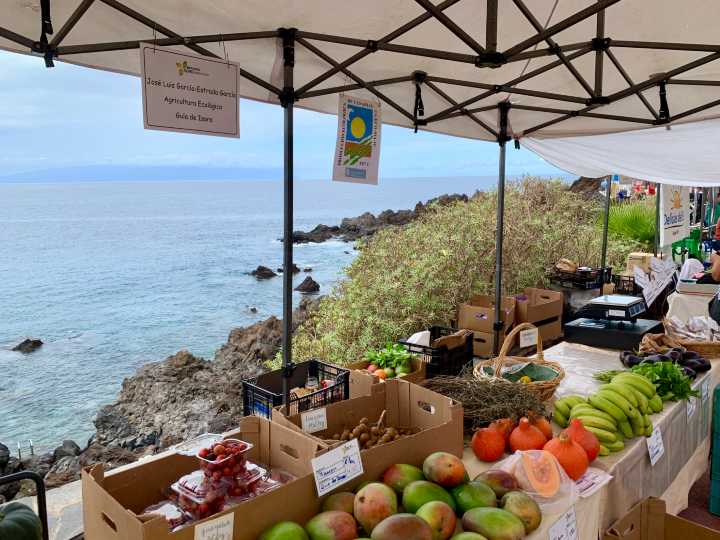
(277, 263, 301, 274)
(0, 443, 9, 469)
(251, 265, 278, 279)
(568, 176, 605, 198)
(53, 440, 81, 461)
(295, 276, 320, 293)
(0, 457, 22, 501)
(12, 338, 43, 353)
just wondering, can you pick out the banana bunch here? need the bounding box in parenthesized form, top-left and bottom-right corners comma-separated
(553, 372, 661, 456)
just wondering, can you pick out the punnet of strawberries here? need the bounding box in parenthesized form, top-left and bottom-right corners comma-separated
(196, 439, 252, 480)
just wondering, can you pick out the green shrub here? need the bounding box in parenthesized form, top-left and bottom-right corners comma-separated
(289, 178, 640, 366)
(606, 199, 656, 249)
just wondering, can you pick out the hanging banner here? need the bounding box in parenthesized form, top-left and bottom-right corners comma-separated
(333, 95, 381, 184)
(140, 44, 240, 138)
(659, 184, 690, 247)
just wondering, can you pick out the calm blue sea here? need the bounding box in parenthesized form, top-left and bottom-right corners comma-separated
(0, 176, 537, 452)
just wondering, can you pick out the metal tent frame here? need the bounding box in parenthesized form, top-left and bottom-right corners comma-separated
(4, 0, 720, 408)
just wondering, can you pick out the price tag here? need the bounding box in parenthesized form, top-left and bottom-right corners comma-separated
(312, 439, 364, 496)
(687, 396, 697, 420)
(194, 513, 233, 540)
(519, 328, 539, 348)
(646, 426, 665, 466)
(301, 408, 328, 433)
(549, 506, 578, 540)
(575, 468, 613, 498)
(702, 380, 710, 404)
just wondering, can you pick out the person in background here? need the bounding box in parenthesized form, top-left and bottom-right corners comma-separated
(714, 214, 720, 250)
(706, 192, 720, 226)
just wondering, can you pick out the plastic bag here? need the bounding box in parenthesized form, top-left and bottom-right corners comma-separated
(490, 450, 579, 515)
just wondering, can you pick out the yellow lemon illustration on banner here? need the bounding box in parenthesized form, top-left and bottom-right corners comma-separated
(671, 190, 682, 209)
(350, 116, 367, 139)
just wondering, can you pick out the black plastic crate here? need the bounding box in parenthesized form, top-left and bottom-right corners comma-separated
(613, 274, 641, 295)
(242, 359, 350, 418)
(397, 326, 473, 378)
(549, 266, 612, 290)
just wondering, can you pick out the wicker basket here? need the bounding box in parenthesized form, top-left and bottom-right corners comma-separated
(676, 339, 720, 358)
(472, 322, 565, 402)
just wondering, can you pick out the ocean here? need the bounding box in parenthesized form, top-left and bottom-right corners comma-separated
(0, 175, 532, 452)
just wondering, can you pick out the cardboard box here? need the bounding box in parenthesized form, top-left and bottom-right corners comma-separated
(514, 288, 564, 345)
(82, 416, 323, 540)
(458, 294, 516, 334)
(348, 357, 426, 398)
(470, 330, 505, 356)
(273, 378, 464, 459)
(627, 252, 654, 274)
(604, 497, 720, 540)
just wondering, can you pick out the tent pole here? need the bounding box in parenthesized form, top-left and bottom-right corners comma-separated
(600, 175, 611, 269)
(493, 102, 510, 356)
(655, 182, 661, 256)
(280, 28, 296, 415)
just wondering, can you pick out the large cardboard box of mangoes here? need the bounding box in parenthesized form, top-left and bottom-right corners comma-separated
(604, 497, 720, 539)
(272, 378, 464, 459)
(81, 416, 324, 540)
(347, 357, 427, 398)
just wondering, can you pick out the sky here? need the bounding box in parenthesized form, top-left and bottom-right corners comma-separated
(0, 49, 566, 181)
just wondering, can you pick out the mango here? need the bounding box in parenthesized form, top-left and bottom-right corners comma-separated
(500, 491, 541, 534)
(260, 522, 309, 540)
(416, 501, 457, 540)
(355, 480, 373, 493)
(423, 452, 466, 488)
(382, 464, 425, 493)
(461, 508, 525, 540)
(402, 480, 457, 514)
(450, 482, 497, 514)
(370, 514, 432, 540)
(305, 511, 358, 540)
(354, 483, 398, 534)
(323, 492, 355, 514)
(450, 534, 488, 540)
(472, 471, 518, 499)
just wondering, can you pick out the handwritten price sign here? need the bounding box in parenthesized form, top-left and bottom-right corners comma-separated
(312, 439, 364, 496)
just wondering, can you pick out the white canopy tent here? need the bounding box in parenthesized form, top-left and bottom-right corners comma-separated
(4, 0, 720, 407)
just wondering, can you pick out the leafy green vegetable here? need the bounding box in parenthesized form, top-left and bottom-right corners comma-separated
(631, 362, 698, 401)
(594, 362, 698, 401)
(365, 343, 415, 373)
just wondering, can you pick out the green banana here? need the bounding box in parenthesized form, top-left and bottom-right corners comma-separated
(615, 427, 625, 441)
(553, 408, 568, 428)
(585, 426, 617, 443)
(606, 439, 625, 452)
(600, 383, 638, 407)
(569, 405, 617, 427)
(599, 444, 610, 456)
(564, 396, 587, 408)
(554, 398, 572, 417)
(630, 387, 649, 414)
(644, 424, 653, 437)
(642, 414, 651, 428)
(573, 415, 617, 432)
(619, 420, 634, 439)
(597, 389, 640, 419)
(589, 394, 627, 423)
(629, 414, 644, 436)
(612, 373, 656, 398)
(649, 394, 663, 413)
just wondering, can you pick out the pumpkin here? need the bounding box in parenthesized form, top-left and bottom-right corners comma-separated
(0, 502, 43, 540)
(565, 418, 600, 462)
(489, 418, 515, 444)
(509, 417, 547, 452)
(543, 431, 589, 481)
(528, 412, 553, 440)
(471, 427, 506, 462)
(520, 450, 561, 498)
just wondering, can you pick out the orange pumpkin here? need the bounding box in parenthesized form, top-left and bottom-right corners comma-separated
(543, 431, 589, 480)
(489, 418, 515, 443)
(509, 417, 547, 452)
(471, 427, 506, 462)
(520, 450, 561, 498)
(565, 419, 600, 462)
(528, 412, 553, 440)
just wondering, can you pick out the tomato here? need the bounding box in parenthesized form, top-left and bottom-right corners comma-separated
(212, 471, 222, 481)
(198, 448, 209, 458)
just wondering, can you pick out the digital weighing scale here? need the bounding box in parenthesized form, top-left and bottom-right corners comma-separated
(563, 295, 663, 350)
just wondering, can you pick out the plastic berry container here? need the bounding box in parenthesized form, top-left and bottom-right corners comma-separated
(170, 471, 229, 521)
(141, 500, 188, 531)
(196, 438, 253, 481)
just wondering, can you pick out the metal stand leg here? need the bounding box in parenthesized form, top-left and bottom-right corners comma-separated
(493, 103, 510, 355)
(600, 175, 611, 269)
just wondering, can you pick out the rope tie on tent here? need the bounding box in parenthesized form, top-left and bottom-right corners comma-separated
(39, 0, 54, 67)
(412, 71, 426, 133)
(658, 81, 670, 122)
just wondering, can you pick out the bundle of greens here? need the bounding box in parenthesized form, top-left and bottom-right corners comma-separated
(594, 361, 698, 401)
(364, 343, 415, 377)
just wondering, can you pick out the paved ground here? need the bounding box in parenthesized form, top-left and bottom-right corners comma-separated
(679, 462, 720, 531)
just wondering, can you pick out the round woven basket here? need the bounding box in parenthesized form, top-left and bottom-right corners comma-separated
(472, 322, 565, 402)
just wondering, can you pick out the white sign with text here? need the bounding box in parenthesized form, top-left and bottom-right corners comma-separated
(660, 184, 690, 247)
(519, 328, 539, 348)
(646, 426, 665, 466)
(312, 439, 364, 496)
(140, 44, 240, 138)
(301, 408, 328, 433)
(549, 506, 578, 540)
(333, 95, 381, 185)
(194, 512, 233, 540)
